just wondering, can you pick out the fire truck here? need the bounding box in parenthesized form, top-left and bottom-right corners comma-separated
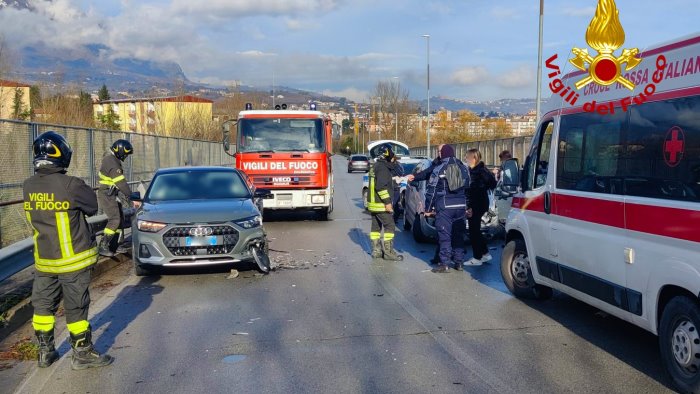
(223, 103, 334, 220)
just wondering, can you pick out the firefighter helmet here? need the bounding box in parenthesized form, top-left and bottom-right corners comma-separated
(32, 131, 73, 169)
(111, 139, 133, 161)
(376, 144, 395, 161)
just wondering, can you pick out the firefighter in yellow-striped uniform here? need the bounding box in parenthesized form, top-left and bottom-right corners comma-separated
(97, 139, 133, 257)
(367, 144, 403, 261)
(24, 131, 113, 370)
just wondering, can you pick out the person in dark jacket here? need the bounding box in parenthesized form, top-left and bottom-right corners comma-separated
(388, 155, 404, 223)
(408, 144, 470, 273)
(24, 131, 113, 370)
(464, 148, 497, 266)
(97, 140, 134, 257)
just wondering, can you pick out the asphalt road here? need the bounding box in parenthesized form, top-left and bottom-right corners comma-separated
(12, 156, 674, 394)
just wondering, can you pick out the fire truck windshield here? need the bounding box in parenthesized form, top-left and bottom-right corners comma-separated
(238, 118, 325, 153)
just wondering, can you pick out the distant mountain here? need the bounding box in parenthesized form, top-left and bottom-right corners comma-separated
(419, 97, 543, 116)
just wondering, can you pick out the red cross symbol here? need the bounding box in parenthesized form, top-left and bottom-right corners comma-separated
(664, 127, 685, 167)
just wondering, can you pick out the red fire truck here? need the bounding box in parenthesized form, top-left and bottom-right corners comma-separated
(224, 104, 334, 220)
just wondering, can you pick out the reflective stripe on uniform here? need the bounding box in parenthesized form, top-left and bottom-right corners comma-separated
(370, 232, 381, 240)
(103, 228, 117, 235)
(32, 314, 55, 331)
(56, 212, 74, 258)
(34, 247, 98, 274)
(98, 171, 125, 186)
(377, 190, 390, 199)
(368, 168, 386, 213)
(66, 320, 90, 335)
(384, 233, 395, 240)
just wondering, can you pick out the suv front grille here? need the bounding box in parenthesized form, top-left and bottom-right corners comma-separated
(163, 225, 239, 256)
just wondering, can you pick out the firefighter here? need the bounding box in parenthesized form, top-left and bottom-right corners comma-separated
(367, 144, 403, 261)
(97, 139, 133, 257)
(24, 131, 113, 370)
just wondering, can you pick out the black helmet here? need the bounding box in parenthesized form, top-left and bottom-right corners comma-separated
(33, 131, 72, 169)
(376, 144, 394, 161)
(111, 139, 133, 161)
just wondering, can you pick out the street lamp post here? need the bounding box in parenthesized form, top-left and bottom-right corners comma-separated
(535, 0, 544, 123)
(393, 76, 399, 141)
(422, 34, 431, 155)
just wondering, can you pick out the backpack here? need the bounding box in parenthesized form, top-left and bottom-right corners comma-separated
(444, 161, 467, 192)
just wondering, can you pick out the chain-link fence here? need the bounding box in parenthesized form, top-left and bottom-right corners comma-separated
(0, 119, 233, 248)
(410, 136, 534, 166)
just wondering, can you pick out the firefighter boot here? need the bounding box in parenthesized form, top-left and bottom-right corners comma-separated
(35, 330, 59, 368)
(98, 234, 115, 257)
(382, 240, 404, 261)
(69, 329, 114, 370)
(370, 239, 382, 259)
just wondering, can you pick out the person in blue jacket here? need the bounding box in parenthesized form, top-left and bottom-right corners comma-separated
(408, 144, 470, 273)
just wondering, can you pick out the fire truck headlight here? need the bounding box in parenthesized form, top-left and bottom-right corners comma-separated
(311, 195, 325, 204)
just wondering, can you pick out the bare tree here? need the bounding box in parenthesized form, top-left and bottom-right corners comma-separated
(369, 80, 413, 143)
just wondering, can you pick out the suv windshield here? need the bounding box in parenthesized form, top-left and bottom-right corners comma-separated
(238, 118, 325, 153)
(147, 171, 251, 201)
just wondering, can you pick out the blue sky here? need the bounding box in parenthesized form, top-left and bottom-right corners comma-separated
(1, 0, 697, 101)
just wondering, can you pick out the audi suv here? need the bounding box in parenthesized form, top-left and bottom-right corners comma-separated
(131, 167, 272, 276)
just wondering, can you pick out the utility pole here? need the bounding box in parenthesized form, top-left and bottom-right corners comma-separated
(536, 0, 544, 123)
(422, 34, 431, 155)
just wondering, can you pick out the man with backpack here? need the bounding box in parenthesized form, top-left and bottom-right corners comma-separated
(408, 144, 470, 273)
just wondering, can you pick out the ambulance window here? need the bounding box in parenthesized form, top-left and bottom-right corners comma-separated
(625, 96, 700, 202)
(534, 123, 553, 189)
(556, 111, 626, 194)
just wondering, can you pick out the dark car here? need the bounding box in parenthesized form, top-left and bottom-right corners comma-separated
(347, 155, 370, 173)
(131, 166, 273, 276)
(402, 159, 499, 243)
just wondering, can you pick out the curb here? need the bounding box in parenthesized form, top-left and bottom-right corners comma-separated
(0, 254, 130, 342)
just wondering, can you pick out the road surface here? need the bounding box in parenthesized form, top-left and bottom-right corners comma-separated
(12, 156, 673, 394)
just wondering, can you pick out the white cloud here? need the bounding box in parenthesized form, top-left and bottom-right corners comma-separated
(236, 50, 277, 57)
(497, 64, 535, 89)
(451, 66, 489, 86)
(170, 0, 343, 19)
(321, 87, 369, 102)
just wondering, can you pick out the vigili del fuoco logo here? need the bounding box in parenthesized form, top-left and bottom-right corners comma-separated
(544, 0, 668, 115)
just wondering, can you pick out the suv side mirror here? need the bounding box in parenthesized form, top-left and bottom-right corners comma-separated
(254, 188, 274, 200)
(501, 158, 520, 193)
(130, 192, 142, 201)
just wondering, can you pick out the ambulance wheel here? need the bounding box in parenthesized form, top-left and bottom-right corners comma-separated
(317, 208, 330, 221)
(501, 238, 552, 300)
(659, 296, 700, 394)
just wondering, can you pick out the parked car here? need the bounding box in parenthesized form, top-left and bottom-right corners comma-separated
(347, 155, 370, 173)
(131, 166, 273, 276)
(402, 158, 498, 243)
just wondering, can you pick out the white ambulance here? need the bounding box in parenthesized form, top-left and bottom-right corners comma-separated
(500, 33, 700, 392)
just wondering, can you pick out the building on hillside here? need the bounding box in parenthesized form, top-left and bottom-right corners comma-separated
(505, 113, 537, 136)
(94, 95, 213, 135)
(0, 79, 31, 119)
(324, 110, 350, 126)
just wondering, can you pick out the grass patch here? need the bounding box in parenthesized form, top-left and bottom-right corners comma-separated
(0, 338, 38, 361)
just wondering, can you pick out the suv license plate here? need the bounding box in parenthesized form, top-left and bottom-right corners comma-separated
(184, 236, 218, 247)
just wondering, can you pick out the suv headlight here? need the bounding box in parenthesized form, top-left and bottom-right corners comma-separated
(235, 215, 262, 229)
(137, 220, 167, 233)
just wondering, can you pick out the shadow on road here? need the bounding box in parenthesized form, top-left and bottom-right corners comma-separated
(90, 276, 164, 354)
